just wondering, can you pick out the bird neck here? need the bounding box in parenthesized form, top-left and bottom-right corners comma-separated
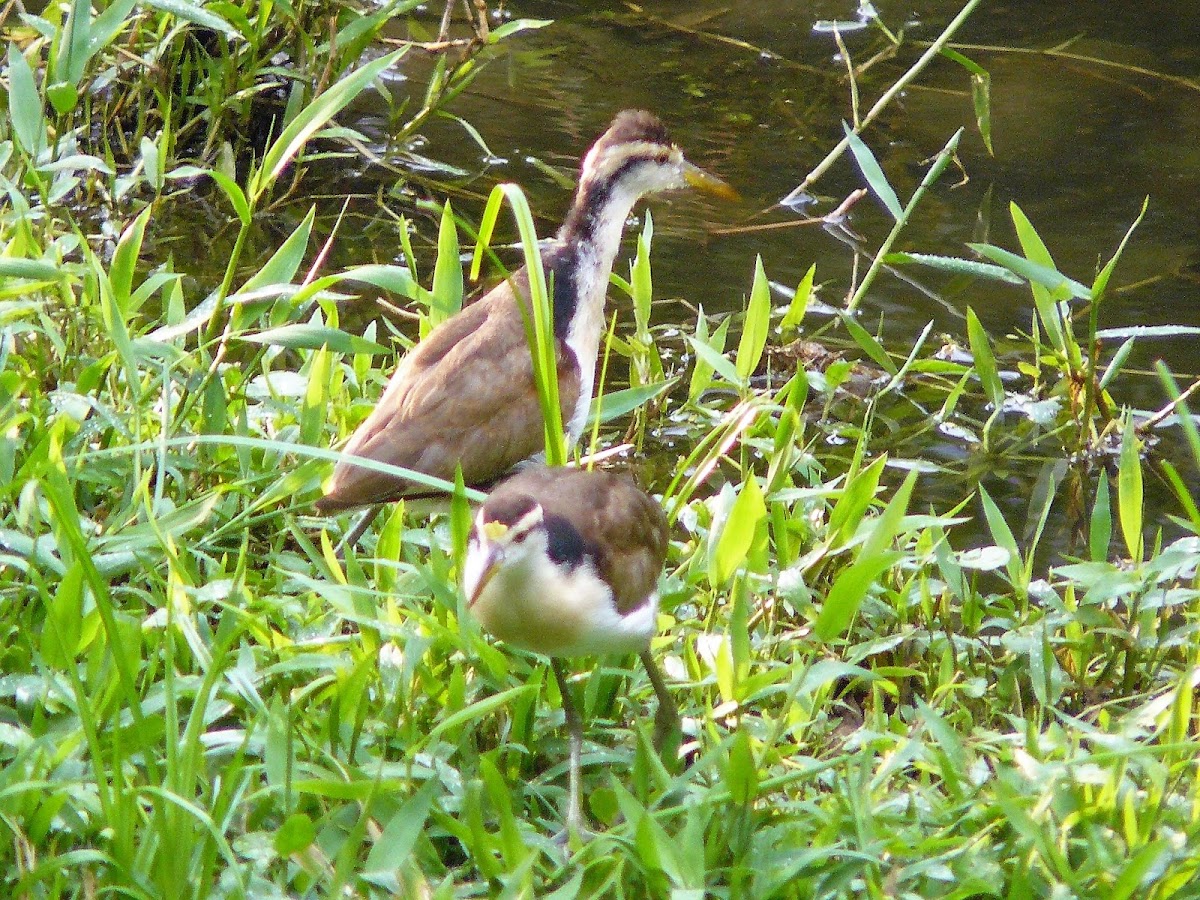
(558, 172, 643, 264)
(547, 172, 648, 441)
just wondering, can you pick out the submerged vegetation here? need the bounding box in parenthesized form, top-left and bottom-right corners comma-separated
(1, 1, 1199, 897)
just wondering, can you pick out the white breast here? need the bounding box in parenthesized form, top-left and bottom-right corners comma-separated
(469, 534, 657, 658)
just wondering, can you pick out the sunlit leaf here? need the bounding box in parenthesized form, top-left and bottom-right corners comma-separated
(144, 0, 238, 38)
(688, 314, 731, 400)
(241, 207, 315, 293)
(967, 243, 1091, 301)
(735, 255, 771, 381)
(979, 485, 1022, 588)
(587, 379, 675, 426)
(253, 50, 404, 199)
(687, 334, 742, 387)
(780, 263, 814, 331)
(1118, 411, 1144, 561)
(723, 728, 758, 804)
(844, 123, 902, 219)
(1089, 474, 1112, 563)
(429, 200, 463, 330)
(827, 454, 885, 549)
(711, 475, 766, 587)
(814, 549, 903, 641)
(1092, 197, 1147, 302)
(110, 207, 152, 317)
(840, 314, 897, 375)
(489, 18, 553, 42)
(885, 252, 1022, 284)
(274, 813, 316, 855)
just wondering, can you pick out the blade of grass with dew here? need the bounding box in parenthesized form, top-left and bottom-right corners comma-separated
(884, 252, 1023, 284)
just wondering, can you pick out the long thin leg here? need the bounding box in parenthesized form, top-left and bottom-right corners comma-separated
(551, 658, 584, 837)
(334, 506, 381, 561)
(639, 649, 680, 752)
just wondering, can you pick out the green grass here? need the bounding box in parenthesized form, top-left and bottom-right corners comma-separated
(3, 2, 1200, 897)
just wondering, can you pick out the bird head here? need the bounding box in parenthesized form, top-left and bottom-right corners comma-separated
(563, 110, 736, 241)
(581, 109, 736, 197)
(462, 494, 546, 607)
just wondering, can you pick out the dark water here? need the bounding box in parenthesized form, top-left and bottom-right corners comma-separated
(314, 1, 1200, 536)
(373, 1, 1200, 395)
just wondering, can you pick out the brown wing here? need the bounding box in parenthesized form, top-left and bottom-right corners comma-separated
(536, 469, 668, 615)
(316, 273, 581, 512)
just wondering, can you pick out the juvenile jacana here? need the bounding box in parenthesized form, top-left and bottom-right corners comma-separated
(461, 465, 674, 836)
(314, 110, 733, 514)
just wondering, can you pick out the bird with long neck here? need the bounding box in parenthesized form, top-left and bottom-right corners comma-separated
(314, 110, 733, 514)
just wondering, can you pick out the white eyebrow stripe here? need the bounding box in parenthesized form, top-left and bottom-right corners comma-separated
(507, 505, 544, 538)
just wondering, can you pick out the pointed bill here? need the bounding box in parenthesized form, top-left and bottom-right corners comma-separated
(682, 161, 738, 201)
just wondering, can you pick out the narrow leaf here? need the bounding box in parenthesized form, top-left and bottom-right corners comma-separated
(711, 475, 766, 587)
(429, 200, 463, 329)
(363, 780, 440, 874)
(253, 50, 403, 198)
(840, 314, 897, 375)
(587, 379, 675, 427)
(979, 485, 1022, 588)
(966, 307, 1003, 409)
(1117, 411, 1143, 561)
(968, 243, 1091, 301)
(110, 207, 152, 316)
(735, 255, 771, 381)
(844, 123, 902, 219)
(239, 325, 388, 355)
(1089, 474, 1112, 563)
(1092, 197, 1148, 301)
(780, 263, 814, 331)
(144, 0, 239, 37)
(7, 45, 46, 157)
(885, 252, 1022, 284)
(687, 334, 742, 387)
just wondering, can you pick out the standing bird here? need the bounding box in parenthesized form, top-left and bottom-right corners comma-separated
(461, 465, 674, 836)
(314, 110, 734, 514)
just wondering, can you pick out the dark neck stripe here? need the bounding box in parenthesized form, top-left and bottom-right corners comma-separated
(539, 245, 576, 341)
(560, 157, 644, 244)
(551, 251, 578, 340)
(544, 513, 594, 571)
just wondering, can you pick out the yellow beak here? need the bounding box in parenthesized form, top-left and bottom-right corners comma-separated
(682, 161, 739, 201)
